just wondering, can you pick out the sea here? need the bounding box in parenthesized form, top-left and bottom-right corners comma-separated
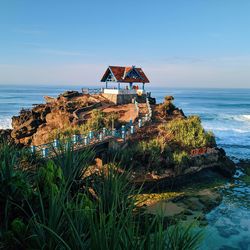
(0, 85, 250, 249)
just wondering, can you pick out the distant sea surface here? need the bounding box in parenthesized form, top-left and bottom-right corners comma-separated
(1, 85, 250, 159)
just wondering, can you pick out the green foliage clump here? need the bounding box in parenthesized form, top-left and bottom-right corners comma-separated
(115, 139, 191, 174)
(116, 115, 214, 173)
(83, 109, 119, 132)
(50, 109, 120, 141)
(0, 142, 32, 204)
(37, 161, 64, 195)
(115, 138, 169, 171)
(161, 116, 216, 150)
(172, 150, 190, 174)
(0, 142, 203, 250)
(50, 126, 81, 141)
(139, 138, 168, 170)
(86, 109, 105, 131)
(172, 151, 189, 165)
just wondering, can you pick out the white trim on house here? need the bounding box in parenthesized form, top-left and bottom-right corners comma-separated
(103, 89, 145, 95)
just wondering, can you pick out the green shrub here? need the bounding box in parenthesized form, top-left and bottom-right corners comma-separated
(86, 109, 105, 131)
(172, 151, 189, 165)
(172, 151, 190, 175)
(85, 109, 119, 132)
(50, 109, 120, 141)
(160, 116, 216, 150)
(114, 138, 167, 170)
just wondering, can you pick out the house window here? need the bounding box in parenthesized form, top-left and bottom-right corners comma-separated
(126, 69, 142, 80)
(106, 71, 116, 81)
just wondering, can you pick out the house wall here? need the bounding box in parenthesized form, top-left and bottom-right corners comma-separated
(102, 93, 146, 105)
(103, 89, 145, 95)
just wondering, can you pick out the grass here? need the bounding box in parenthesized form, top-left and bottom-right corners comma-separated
(0, 141, 203, 249)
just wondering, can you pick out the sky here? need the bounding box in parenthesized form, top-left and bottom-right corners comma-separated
(0, 0, 250, 88)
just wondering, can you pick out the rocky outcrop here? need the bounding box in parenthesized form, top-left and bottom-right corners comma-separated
(0, 129, 14, 144)
(153, 96, 186, 121)
(216, 148, 236, 177)
(10, 91, 112, 146)
(184, 147, 235, 177)
(11, 105, 51, 145)
(8, 90, 235, 188)
(147, 187, 222, 225)
(132, 147, 235, 190)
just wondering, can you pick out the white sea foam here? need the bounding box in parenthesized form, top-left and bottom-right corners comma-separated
(0, 117, 12, 129)
(204, 126, 250, 133)
(221, 114, 250, 122)
(234, 114, 250, 122)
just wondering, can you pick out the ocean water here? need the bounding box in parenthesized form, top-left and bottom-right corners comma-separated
(0, 85, 250, 249)
(152, 88, 250, 160)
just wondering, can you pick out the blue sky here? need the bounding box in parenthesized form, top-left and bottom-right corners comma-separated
(0, 0, 250, 87)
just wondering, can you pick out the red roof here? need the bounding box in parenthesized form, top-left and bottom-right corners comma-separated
(101, 66, 150, 83)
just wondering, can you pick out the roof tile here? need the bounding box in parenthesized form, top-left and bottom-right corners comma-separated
(101, 66, 150, 83)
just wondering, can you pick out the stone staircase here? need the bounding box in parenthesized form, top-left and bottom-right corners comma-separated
(138, 103, 148, 118)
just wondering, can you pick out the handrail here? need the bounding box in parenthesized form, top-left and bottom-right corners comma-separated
(31, 99, 153, 158)
(146, 98, 152, 120)
(82, 88, 103, 94)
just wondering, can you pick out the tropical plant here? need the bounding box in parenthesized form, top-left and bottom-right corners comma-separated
(0, 141, 203, 250)
(160, 116, 216, 150)
(166, 223, 203, 250)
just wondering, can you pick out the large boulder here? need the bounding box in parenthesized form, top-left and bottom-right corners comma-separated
(216, 148, 236, 177)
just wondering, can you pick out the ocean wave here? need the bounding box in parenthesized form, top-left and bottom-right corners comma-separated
(0, 117, 12, 129)
(219, 144, 250, 149)
(233, 114, 250, 122)
(204, 125, 250, 133)
(219, 114, 250, 122)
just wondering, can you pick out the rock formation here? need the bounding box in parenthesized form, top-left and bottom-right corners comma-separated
(10, 91, 112, 145)
(153, 96, 185, 120)
(0, 129, 13, 144)
(9, 92, 185, 146)
(4, 91, 235, 182)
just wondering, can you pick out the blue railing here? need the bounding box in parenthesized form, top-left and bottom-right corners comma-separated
(31, 122, 139, 158)
(31, 100, 152, 158)
(146, 98, 152, 120)
(82, 88, 103, 94)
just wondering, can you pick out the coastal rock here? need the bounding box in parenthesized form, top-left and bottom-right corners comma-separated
(237, 159, 250, 176)
(60, 90, 81, 99)
(219, 246, 239, 250)
(8, 90, 235, 187)
(145, 188, 222, 226)
(216, 225, 240, 238)
(133, 148, 235, 191)
(9, 91, 125, 145)
(153, 95, 186, 120)
(216, 148, 236, 177)
(238, 236, 250, 250)
(0, 129, 13, 143)
(164, 96, 174, 101)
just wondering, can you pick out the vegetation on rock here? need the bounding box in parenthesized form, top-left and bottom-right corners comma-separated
(111, 114, 218, 178)
(49, 109, 120, 141)
(159, 116, 216, 150)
